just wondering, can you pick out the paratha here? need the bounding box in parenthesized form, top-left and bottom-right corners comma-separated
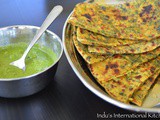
(88, 38, 160, 54)
(102, 57, 160, 103)
(67, 0, 160, 106)
(88, 47, 160, 82)
(130, 70, 160, 106)
(72, 27, 108, 64)
(69, 0, 160, 40)
(77, 27, 139, 47)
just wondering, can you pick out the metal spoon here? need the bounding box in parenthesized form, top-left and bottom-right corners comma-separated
(10, 5, 63, 71)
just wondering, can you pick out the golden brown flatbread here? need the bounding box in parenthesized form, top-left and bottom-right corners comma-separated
(130, 70, 160, 106)
(69, 0, 160, 40)
(67, 0, 160, 106)
(88, 47, 160, 82)
(77, 27, 139, 47)
(101, 57, 160, 103)
(88, 38, 160, 54)
(72, 27, 108, 64)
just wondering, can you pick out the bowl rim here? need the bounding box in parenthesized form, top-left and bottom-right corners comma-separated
(62, 12, 160, 113)
(0, 25, 63, 81)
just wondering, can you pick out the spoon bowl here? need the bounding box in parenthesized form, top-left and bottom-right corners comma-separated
(10, 57, 26, 71)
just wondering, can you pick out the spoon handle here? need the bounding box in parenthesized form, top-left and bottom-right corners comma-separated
(22, 5, 63, 59)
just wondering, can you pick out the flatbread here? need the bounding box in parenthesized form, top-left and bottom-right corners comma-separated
(77, 27, 139, 47)
(88, 38, 160, 54)
(72, 27, 108, 64)
(88, 47, 160, 82)
(130, 70, 160, 106)
(102, 57, 160, 103)
(68, 0, 160, 40)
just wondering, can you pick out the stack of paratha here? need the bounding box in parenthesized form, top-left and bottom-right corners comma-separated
(67, 0, 160, 106)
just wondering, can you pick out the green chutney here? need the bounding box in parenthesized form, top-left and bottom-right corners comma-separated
(0, 43, 56, 79)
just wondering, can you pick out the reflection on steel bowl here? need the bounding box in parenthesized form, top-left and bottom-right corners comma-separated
(0, 25, 63, 98)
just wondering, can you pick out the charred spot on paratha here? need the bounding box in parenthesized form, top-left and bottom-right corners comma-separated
(139, 5, 152, 17)
(135, 75, 142, 79)
(150, 66, 156, 73)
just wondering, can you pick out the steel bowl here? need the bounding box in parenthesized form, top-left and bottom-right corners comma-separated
(0, 25, 63, 98)
(63, 13, 160, 113)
